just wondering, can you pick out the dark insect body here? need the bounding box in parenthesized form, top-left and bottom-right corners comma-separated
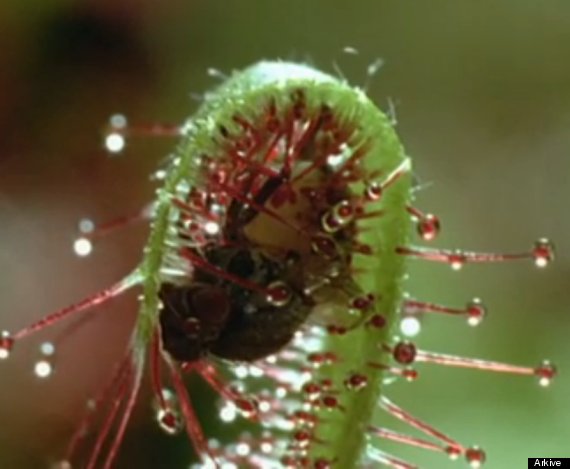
(159, 246, 313, 362)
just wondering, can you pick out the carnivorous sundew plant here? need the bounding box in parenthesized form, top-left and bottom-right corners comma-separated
(0, 61, 557, 468)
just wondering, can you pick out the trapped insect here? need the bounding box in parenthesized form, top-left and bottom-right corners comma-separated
(0, 61, 556, 468)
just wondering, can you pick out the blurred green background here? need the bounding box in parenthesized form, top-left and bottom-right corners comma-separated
(0, 1, 568, 468)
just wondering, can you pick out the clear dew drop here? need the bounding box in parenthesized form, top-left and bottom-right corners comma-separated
(466, 298, 487, 326)
(78, 218, 95, 234)
(40, 341, 55, 356)
(235, 397, 258, 418)
(220, 402, 237, 422)
(0, 330, 14, 360)
(465, 446, 486, 468)
(293, 429, 312, 448)
(402, 368, 419, 382)
(365, 181, 382, 201)
(275, 386, 288, 399)
(400, 316, 421, 337)
(533, 238, 554, 268)
(321, 211, 341, 233)
(235, 442, 251, 456)
(344, 373, 368, 391)
(320, 200, 355, 233)
(156, 408, 183, 435)
(104, 133, 126, 154)
(258, 399, 271, 414)
(535, 360, 557, 387)
(416, 213, 441, 241)
(445, 445, 462, 460)
(109, 113, 127, 129)
(311, 234, 339, 260)
(73, 237, 93, 257)
(233, 365, 248, 379)
(326, 153, 344, 167)
(34, 359, 53, 379)
(367, 314, 387, 329)
(154, 388, 183, 435)
(266, 282, 292, 307)
(248, 365, 264, 378)
(392, 341, 417, 365)
(153, 169, 167, 180)
(449, 251, 466, 271)
(321, 395, 340, 411)
(260, 440, 273, 454)
(204, 220, 221, 236)
(332, 200, 354, 225)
